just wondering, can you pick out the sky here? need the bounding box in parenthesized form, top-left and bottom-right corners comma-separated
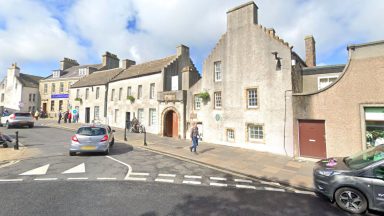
(0, 0, 383, 79)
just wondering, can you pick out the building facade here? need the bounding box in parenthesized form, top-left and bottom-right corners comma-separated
(0, 63, 43, 114)
(187, 2, 305, 156)
(40, 52, 119, 117)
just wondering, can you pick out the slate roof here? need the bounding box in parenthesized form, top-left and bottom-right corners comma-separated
(111, 55, 177, 82)
(43, 64, 104, 80)
(71, 68, 124, 88)
(17, 73, 44, 88)
(302, 64, 345, 75)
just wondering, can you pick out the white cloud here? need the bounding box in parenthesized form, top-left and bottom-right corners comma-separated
(0, 0, 383, 78)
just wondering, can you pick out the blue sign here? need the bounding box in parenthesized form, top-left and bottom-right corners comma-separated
(51, 94, 69, 99)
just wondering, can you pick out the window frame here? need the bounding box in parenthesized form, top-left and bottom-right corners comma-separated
(149, 108, 157, 126)
(51, 83, 55, 93)
(119, 88, 123, 100)
(214, 91, 222, 109)
(59, 82, 64, 93)
(150, 83, 155, 99)
(138, 108, 144, 124)
(317, 75, 338, 90)
(227, 129, 235, 142)
(246, 88, 258, 109)
(194, 95, 202, 110)
(44, 84, 48, 94)
(138, 85, 142, 99)
(127, 87, 131, 97)
(247, 124, 264, 142)
(94, 106, 100, 120)
(214, 61, 222, 82)
(111, 89, 115, 101)
(85, 88, 89, 100)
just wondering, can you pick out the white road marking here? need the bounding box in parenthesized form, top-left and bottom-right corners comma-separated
(260, 181, 281, 186)
(235, 185, 256, 189)
(62, 163, 85, 174)
(210, 182, 228, 187)
(0, 160, 20, 169)
(0, 179, 23, 182)
(34, 178, 57, 181)
(155, 178, 175, 183)
(234, 179, 252, 183)
(158, 174, 176, 177)
(264, 187, 286, 192)
(20, 164, 50, 176)
(184, 175, 202, 179)
(97, 177, 117, 180)
(210, 177, 227, 181)
(67, 177, 88, 180)
(130, 172, 149, 176)
(106, 156, 132, 180)
(294, 190, 316, 195)
(182, 180, 201, 185)
(126, 177, 147, 181)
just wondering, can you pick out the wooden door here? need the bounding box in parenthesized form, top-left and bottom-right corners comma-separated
(85, 107, 90, 123)
(299, 120, 326, 158)
(172, 112, 178, 138)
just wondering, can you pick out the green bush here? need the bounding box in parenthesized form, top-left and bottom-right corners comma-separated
(74, 98, 82, 103)
(198, 91, 210, 100)
(127, 95, 135, 103)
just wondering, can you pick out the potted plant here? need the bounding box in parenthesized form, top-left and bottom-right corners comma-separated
(198, 91, 210, 101)
(127, 95, 135, 103)
(74, 97, 82, 103)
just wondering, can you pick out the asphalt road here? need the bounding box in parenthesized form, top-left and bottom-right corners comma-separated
(0, 123, 363, 215)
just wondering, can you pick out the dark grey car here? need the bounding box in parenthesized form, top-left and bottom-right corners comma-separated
(314, 144, 384, 214)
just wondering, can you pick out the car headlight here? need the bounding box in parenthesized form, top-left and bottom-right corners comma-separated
(317, 170, 340, 177)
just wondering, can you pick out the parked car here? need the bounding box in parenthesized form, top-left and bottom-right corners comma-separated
(69, 124, 115, 156)
(313, 144, 384, 214)
(0, 112, 34, 128)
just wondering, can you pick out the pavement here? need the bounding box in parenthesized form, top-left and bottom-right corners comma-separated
(0, 119, 316, 191)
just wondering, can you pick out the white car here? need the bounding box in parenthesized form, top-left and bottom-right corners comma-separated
(0, 112, 35, 128)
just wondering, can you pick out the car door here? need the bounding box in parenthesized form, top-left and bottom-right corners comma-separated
(371, 162, 384, 210)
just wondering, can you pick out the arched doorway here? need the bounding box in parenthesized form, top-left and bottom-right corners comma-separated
(164, 110, 178, 138)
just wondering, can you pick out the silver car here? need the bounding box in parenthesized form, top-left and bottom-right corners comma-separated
(69, 125, 115, 156)
(1, 112, 34, 128)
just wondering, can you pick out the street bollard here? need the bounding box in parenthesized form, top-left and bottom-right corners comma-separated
(14, 131, 19, 150)
(143, 127, 147, 146)
(124, 124, 127, 141)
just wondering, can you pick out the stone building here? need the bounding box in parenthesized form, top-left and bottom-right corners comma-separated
(187, 2, 305, 156)
(40, 52, 119, 117)
(0, 63, 43, 114)
(107, 45, 200, 136)
(293, 40, 384, 158)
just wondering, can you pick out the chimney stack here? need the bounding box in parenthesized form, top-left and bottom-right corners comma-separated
(305, 35, 316, 67)
(60, 58, 79, 70)
(102, 52, 120, 69)
(176, 44, 189, 57)
(227, 2, 258, 31)
(121, 59, 136, 69)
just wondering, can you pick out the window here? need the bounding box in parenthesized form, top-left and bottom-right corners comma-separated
(96, 87, 100, 99)
(94, 106, 100, 120)
(50, 100, 55, 111)
(28, 106, 31, 112)
(214, 61, 222, 82)
(214, 92, 221, 109)
(44, 84, 48, 94)
(227, 129, 235, 141)
(76, 89, 80, 98)
(85, 88, 89, 100)
(60, 82, 64, 92)
(59, 100, 63, 111)
(111, 89, 115, 101)
(247, 88, 258, 108)
(248, 124, 264, 141)
(32, 106, 35, 112)
(318, 76, 338, 90)
(137, 85, 142, 99)
(194, 95, 202, 110)
(114, 109, 119, 123)
(150, 83, 155, 99)
(1, 93, 4, 102)
(29, 94, 32, 102)
(51, 83, 55, 93)
(171, 76, 178, 90)
(149, 108, 157, 126)
(33, 94, 36, 102)
(127, 87, 131, 97)
(119, 88, 122, 100)
(138, 108, 144, 124)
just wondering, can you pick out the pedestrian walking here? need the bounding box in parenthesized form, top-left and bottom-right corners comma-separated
(34, 110, 40, 120)
(75, 111, 79, 123)
(68, 111, 72, 123)
(64, 111, 68, 123)
(58, 111, 62, 124)
(190, 123, 199, 153)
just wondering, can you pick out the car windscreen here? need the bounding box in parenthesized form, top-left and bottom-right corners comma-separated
(76, 127, 106, 136)
(15, 113, 32, 117)
(345, 145, 384, 169)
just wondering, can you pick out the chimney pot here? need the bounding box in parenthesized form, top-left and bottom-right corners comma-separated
(305, 35, 316, 67)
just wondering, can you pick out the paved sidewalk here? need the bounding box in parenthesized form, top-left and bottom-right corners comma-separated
(37, 119, 316, 191)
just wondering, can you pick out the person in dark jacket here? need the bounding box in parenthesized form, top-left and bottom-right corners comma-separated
(58, 111, 62, 124)
(64, 111, 68, 123)
(190, 123, 199, 153)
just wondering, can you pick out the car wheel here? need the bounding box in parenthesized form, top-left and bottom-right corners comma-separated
(335, 187, 367, 214)
(69, 151, 76, 156)
(104, 147, 110, 155)
(29, 124, 34, 128)
(6, 121, 11, 129)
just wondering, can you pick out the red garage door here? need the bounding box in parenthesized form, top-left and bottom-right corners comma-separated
(299, 120, 326, 158)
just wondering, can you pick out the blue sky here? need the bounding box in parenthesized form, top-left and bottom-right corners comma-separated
(0, 0, 383, 78)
